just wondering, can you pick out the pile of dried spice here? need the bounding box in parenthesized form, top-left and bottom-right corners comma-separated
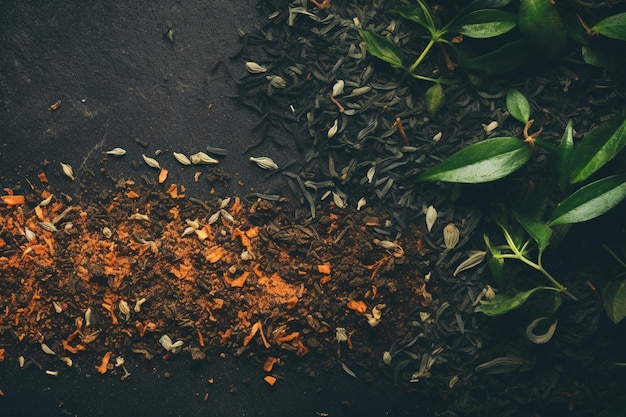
(0, 175, 433, 383)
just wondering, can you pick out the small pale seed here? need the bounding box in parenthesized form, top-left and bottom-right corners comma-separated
(142, 154, 161, 169)
(105, 147, 126, 156)
(60, 163, 74, 181)
(190, 152, 218, 165)
(173, 152, 192, 165)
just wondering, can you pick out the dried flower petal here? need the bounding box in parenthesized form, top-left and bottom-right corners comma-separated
(118, 300, 131, 321)
(443, 223, 460, 250)
(335, 327, 348, 342)
(249, 156, 278, 170)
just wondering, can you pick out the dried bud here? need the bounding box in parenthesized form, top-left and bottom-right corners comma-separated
(425, 205, 437, 232)
(484, 285, 496, 300)
(249, 156, 279, 170)
(443, 223, 459, 249)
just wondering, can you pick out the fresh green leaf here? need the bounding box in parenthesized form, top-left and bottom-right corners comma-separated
(394, 5, 429, 29)
(358, 30, 405, 69)
(603, 279, 626, 323)
(416, 137, 532, 183)
(480, 286, 560, 316)
(506, 89, 531, 124)
(548, 174, 626, 225)
(592, 12, 626, 41)
(452, 9, 516, 38)
(457, 40, 529, 75)
(425, 84, 445, 116)
(582, 44, 611, 67)
(569, 115, 626, 183)
(518, 0, 568, 58)
(515, 214, 552, 252)
(556, 120, 574, 192)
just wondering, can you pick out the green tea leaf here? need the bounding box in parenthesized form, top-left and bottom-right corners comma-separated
(358, 30, 405, 69)
(416, 137, 532, 183)
(452, 9, 516, 38)
(548, 174, 626, 225)
(506, 89, 531, 124)
(425, 84, 445, 116)
(592, 12, 626, 41)
(515, 214, 552, 252)
(518, 0, 568, 58)
(480, 286, 559, 316)
(457, 39, 529, 75)
(603, 280, 626, 323)
(569, 114, 626, 183)
(556, 120, 574, 192)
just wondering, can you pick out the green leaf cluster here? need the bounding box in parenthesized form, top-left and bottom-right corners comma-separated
(418, 88, 626, 328)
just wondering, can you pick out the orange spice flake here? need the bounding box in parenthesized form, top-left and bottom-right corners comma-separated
(1, 195, 25, 206)
(96, 351, 112, 374)
(263, 356, 278, 372)
(263, 375, 277, 386)
(126, 190, 140, 199)
(317, 263, 331, 275)
(347, 300, 367, 314)
(158, 168, 168, 184)
(229, 271, 250, 288)
(38, 172, 49, 183)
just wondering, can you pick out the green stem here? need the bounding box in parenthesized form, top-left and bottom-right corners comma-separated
(498, 227, 577, 300)
(408, 38, 436, 73)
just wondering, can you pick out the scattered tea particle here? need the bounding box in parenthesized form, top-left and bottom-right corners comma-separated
(264, 375, 277, 386)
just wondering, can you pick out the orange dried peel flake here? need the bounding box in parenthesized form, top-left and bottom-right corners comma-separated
(347, 300, 367, 314)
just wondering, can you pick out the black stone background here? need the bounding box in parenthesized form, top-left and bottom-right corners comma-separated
(0, 1, 423, 416)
